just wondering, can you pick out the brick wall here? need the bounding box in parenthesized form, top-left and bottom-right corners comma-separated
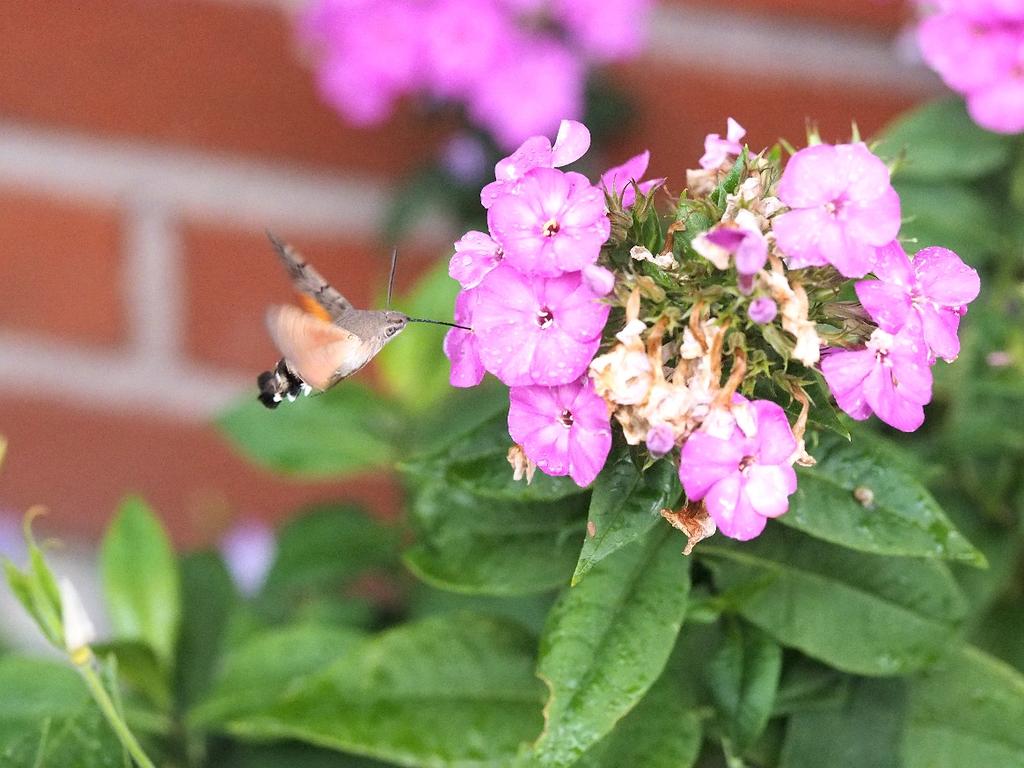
(0, 0, 936, 547)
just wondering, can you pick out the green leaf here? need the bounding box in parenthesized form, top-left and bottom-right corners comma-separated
(894, 181, 1002, 265)
(191, 623, 365, 728)
(0, 656, 123, 767)
(772, 657, 851, 716)
(707, 620, 782, 751)
(174, 551, 238, 710)
(91, 640, 171, 712)
(263, 504, 401, 602)
(780, 677, 906, 768)
(404, 413, 586, 502)
(100, 496, 181, 667)
(876, 97, 1013, 181)
(404, 482, 587, 595)
(572, 451, 680, 585)
(532, 529, 691, 768)
(701, 525, 967, 675)
(575, 663, 702, 768)
(903, 645, 1024, 767)
(217, 383, 399, 478)
(782, 431, 985, 565)
(3, 517, 64, 649)
(224, 614, 545, 768)
(377, 259, 461, 413)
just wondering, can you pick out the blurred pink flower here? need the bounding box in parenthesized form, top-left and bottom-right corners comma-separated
(468, 37, 585, 149)
(856, 240, 980, 362)
(773, 143, 901, 278)
(699, 117, 746, 170)
(917, 4, 1024, 133)
(473, 264, 609, 386)
(821, 326, 933, 432)
(444, 289, 485, 387)
(678, 397, 798, 541)
(553, 0, 652, 61)
(508, 376, 612, 486)
(422, 0, 509, 99)
(488, 167, 610, 276)
(220, 521, 277, 597)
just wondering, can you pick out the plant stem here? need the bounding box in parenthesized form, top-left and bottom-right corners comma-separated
(77, 661, 158, 768)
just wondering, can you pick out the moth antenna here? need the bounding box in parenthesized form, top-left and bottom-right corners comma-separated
(387, 247, 398, 308)
(408, 317, 472, 331)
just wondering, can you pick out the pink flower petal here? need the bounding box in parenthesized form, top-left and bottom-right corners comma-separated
(919, 304, 962, 362)
(772, 206, 836, 270)
(706, 474, 767, 541)
(863, 361, 926, 433)
(855, 280, 912, 332)
(745, 464, 797, 519)
(777, 144, 845, 208)
(449, 230, 503, 289)
(749, 400, 798, 465)
(968, 74, 1024, 134)
(821, 348, 875, 421)
(551, 120, 592, 167)
(679, 432, 743, 500)
(914, 247, 981, 306)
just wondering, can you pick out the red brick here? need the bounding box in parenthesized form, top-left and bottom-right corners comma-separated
(182, 224, 446, 375)
(0, 0, 452, 176)
(666, 0, 909, 33)
(604, 61, 918, 187)
(0, 186, 123, 347)
(0, 395, 399, 547)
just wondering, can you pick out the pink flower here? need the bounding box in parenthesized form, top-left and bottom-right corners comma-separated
(488, 167, 611, 277)
(748, 297, 778, 324)
(467, 37, 584, 149)
(552, 0, 653, 61)
(302, 0, 424, 125)
(855, 240, 980, 362)
(444, 289, 485, 388)
(773, 142, 901, 278)
(449, 231, 503, 289)
(699, 118, 746, 170)
(220, 521, 276, 597)
(916, 6, 1024, 133)
(421, 0, 509, 99)
(508, 376, 612, 486)
(600, 150, 664, 208)
(481, 119, 591, 208)
(700, 223, 768, 293)
(821, 326, 933, 432)
(473, 264, 609, 386)
(678, 397, 798, 541)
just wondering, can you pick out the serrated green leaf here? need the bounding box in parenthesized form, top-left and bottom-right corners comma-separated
(876, 98, 1013, 182)
(708, 620, 782, 751)
(572, 451, 680, 585)
(575, 661, 702, 768)
(404, 482, 587, 595)
(701, 525, 966, 676)
(903, 645, 1024, 767)
(217, 383, 399, 478)
(531, 529, 691, 768)
(191, 623, 365, 728)
(780, 677, 906, 768)
(223, 614, 545, 768)
(377, 259, 461, 413)
(100, 496, 180, 667)
(782, 431, 985, 565)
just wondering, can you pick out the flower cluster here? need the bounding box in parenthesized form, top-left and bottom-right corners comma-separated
(445, 120, 657, 486)
(298, 0, 652, 148)
(444, 118, 979, 544)
(917, 0, 1024, 133)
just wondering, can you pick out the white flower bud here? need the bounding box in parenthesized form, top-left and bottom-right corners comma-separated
(59, 578, 96, 660)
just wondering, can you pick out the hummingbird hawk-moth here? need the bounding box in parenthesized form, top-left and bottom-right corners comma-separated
(257, 232, 468, 409)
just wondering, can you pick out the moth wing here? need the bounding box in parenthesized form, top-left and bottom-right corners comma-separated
(267, 232, 354, 320)
(265, 305, 361, 391)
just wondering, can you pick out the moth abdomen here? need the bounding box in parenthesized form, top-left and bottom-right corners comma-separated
(257, 359, 310, 409)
